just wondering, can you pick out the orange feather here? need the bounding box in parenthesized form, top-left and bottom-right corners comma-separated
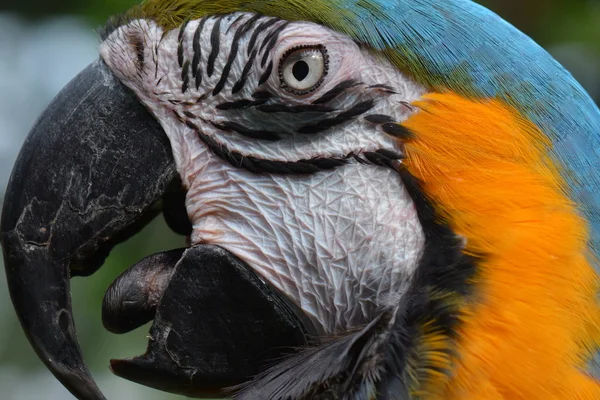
(402, 93, 600, 399)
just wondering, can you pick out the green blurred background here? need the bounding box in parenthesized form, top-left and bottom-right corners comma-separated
(0, 0, 598, 398)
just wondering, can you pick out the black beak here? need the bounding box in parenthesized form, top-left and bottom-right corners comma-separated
(0, 59, 178, 399)
(0, 60, 311, 399)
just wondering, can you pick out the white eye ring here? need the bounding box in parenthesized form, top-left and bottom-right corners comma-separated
(279, 45, 329, 95)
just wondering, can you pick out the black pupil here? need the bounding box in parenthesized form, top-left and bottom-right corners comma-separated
(292, 60, 310, 81)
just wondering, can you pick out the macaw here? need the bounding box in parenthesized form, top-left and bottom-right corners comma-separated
(1, 0, 599, 399)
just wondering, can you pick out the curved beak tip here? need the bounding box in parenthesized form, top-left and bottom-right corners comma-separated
(1, 59, 176, 400)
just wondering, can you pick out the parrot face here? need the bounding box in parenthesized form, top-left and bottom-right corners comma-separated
(100, 14, 426, 333)
(2, 1, 600, 399)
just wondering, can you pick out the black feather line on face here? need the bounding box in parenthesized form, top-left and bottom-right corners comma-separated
(260, 21, 290, 67)
(216, 99, 268, 110)
(213, 14, 262, 96)
(177, 20, 189, 43)
(225, 13, 248, 34)
(364, 114, 395, 124)
(213, 94, 378, 142)
(232, 47, 258, 94)
(364, 114, 415, 140)
(256, 103, 335, 114)
(369, 83, 397, 94)
(252, 91, 273, 99)
(206, 16, 222, 77)
(129, 34, 145, 71)
(181, 60, 190, 93)
(258, 60, 273, 85)
(211, 120, 281, 141)
(247, 17, 280, 56)
(312, 79, 360, 105)
(192, 17, 208, 88)
(177, 20, 189, 69)
(296, 100, 375, 134)
(362, 151, 402, 168)
(194, 125, 351, 174)
(178, 110, 400, 175)
(381, 122, 414, 139)
(100, 13, 131, 41)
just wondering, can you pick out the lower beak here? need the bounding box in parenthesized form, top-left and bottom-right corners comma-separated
(1, 60, 310, 399)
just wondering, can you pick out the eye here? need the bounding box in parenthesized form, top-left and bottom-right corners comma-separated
(279, 45, 329, 95)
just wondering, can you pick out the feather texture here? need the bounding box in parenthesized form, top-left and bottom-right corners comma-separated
(402, 93, 600, 398)
(106, 0, 600, 397)
(127, 0, 600, 268)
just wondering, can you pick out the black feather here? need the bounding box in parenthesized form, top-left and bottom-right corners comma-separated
(233, 310, 410, 400)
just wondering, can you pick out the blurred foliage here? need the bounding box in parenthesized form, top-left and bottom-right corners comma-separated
(0, 0, 138, 25)
(0, 216, 185, 399)
(479, 0, 600, 45)
(1, 0, 600, 47)
(0, 0, 598, 398)
(1, 0, 599, 100)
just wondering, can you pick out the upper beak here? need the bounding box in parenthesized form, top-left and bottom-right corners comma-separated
(0, 59, 178, 399)
(0, 60, 311, 399)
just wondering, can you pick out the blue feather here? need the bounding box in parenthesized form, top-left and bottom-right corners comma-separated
(326, 0, 600, 265)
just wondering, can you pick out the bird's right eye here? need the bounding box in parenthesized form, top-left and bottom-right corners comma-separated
(279, 45, 329, 95)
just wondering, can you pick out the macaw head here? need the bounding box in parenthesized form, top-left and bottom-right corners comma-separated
(2, 0, 600, 399)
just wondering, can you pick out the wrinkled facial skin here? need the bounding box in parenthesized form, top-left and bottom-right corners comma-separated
(101, 13, 426, 333)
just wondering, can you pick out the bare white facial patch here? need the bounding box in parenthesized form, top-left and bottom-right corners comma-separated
(100, 13, 426, 333)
